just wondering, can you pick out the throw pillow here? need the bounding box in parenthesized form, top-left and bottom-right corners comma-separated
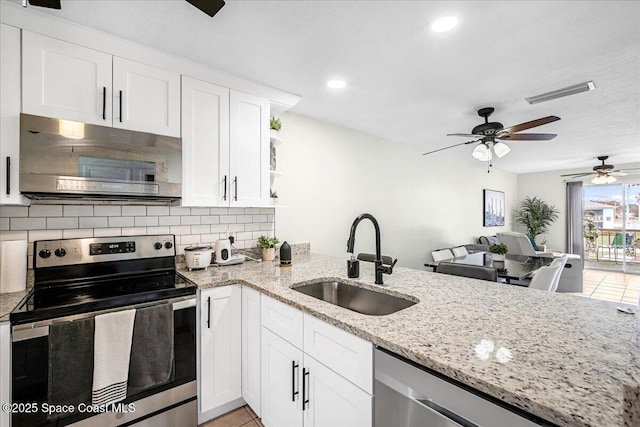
(528, 235, 539, 251)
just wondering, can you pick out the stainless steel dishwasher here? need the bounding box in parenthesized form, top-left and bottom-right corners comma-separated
(374, 348, 553, 427)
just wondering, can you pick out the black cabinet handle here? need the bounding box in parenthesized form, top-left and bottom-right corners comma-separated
(223, 175, 227, 201)
(302, 368, 310, 410)
(5, 157, 10, 196)
(291, 361, 299, 402)
(102, 86, 106, 120)
(119, 90, 123, 123)
(206, 296, 211, 329)
(233, 176, 238, 201)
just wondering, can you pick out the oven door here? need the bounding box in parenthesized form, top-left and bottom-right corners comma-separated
(11, 297, 196, 427)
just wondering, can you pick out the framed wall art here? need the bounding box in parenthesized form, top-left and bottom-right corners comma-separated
(483, 189, 505, 227)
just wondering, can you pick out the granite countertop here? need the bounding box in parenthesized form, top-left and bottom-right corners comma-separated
(179, 254, 640, 427)
(0, 270, 33, 322)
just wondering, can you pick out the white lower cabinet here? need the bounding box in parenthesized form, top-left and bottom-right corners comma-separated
(1, 322, 10, 427)
(199, 286, 242, 417)
(242, 286, 262, 416)
(260, 295, 373, 427)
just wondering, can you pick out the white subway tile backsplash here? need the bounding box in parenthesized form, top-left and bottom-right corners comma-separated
(252, 231, 265, 239)
(0, 206, 28, 218)
(147, 206, 170, 216)
(244, 208, 261, 214)
(0, 218, 9, 231)
(201, 216, 220, 225)
(62, 229, 93, 239)
(147, 226, 171, 235)
(122, 206, 146, 216)
(237, 215, 253, 223)
(0, 231, 28, 241)
(170, 207, 191, 216)
(135, 216, 159, 227)
(180, 234, 201, 245)
(220, 215, 237, 224)
(228, 208, 245, 214)
(94, 228, 122, 237)
(28, 230, 63, 242)
(260, 208, 274, 215)
(170, 225, 191, 235)
(209, 208, 228, 215)
(64, 205, 93, 217)
(190, 207, 210, 215)
(200, 234, 220, 242)
(210, 224, 228, 233)
(237, 232, 253, 240)
(233, 240, 246, 249)
(245, 223, 260, 232)
(191, 225, 210, 234)
(11, 218, 46, 230)
(260, 223, 274, 231)
(29, 205, 62, 217)
(109, 216, 135, 227)
(267, 215, 274, 222)
(94, 206, 122, 216)
(227, 224, 244, 232)
(181, 216, 201, 225)
(79, 217, 108, 229)
(47, 217, 78, 229)
(122, 227, 147, 236)
(158, 216, 181, 226)
(252, 215, 267, 222)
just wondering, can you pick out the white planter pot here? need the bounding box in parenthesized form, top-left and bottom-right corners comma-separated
(491, 253, 505, 261)
(262, 247, 276, 261)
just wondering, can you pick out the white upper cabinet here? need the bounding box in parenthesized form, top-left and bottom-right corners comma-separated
(229, 90, 270, 207)
(113, 57, 181, 137)
(22, 31, 180, 137)
(22, 31, 112, 126)
(0, 24, 28, 205)
(181, 76, 230, 207)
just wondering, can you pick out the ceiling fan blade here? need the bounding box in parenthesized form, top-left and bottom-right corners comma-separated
(497, 116, 560, 137)
(446, 133, 484, 138)
(610, 172, 629, 177)
(499, 133, 557, 141)
(27, 0, 61, 8)
(619, 168, 640, 172)
(422, 140, 479, 156)
(560, 172, 595, 177)
(186, 0, 226, 17)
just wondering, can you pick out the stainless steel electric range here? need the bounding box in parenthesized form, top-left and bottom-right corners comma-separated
(10, 234, 197, 427)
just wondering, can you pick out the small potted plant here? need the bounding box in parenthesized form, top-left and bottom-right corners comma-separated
(257, 235, 279, 261)
(489, 243, 508, 261)
(270, 117, 281, 138)
(270, 189, 278, 205)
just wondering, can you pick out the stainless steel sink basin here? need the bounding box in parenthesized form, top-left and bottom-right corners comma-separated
(292, 280, 417, 316)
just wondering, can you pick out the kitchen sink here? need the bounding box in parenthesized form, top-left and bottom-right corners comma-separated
(292, 280, 417, 316)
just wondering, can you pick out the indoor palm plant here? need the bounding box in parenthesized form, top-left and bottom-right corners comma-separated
(514, 196, 559, 246)
(257, 235, 279, 261)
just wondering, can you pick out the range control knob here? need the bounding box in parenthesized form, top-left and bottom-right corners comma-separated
(154, 242, 163, 250)
(164, 241, 173, 249)
(39, 249, 51, 259)
(54, 248, 67, 257)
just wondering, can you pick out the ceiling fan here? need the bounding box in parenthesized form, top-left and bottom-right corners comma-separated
(560, 156, 640, 184)
(423, 107, 560, 163)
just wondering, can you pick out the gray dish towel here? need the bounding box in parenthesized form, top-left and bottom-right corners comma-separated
(128, 303, 174, 395)
(48, 317, 95, 406)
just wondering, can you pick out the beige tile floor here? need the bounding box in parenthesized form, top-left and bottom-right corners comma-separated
(571, 269, 640, 305)
(200, 405, 263, 427)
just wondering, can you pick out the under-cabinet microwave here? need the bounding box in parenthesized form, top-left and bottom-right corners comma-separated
(19, 114, 182, 200)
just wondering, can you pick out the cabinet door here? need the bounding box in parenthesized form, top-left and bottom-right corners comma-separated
(1, 24, 27, 205)
(113, 57, 180, 137)
(181, 76, 230, 207)
(199, 286, 242, 414)
(303, 355, 372, 427)
(261, 329, 303, 427)
(242, 286, 262, 416)
(22, 31, 112, 125)
(0, 322, 10, 427)
(229, 90, 270, 207)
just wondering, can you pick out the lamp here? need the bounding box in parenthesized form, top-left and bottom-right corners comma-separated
(59, 120, 85, 139)
(493, 142, 511, 158)
(592, 174, 617, 184)
(472, 143, 492, 161)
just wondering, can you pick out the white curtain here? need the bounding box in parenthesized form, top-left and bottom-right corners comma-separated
(566, 181, 583, 255)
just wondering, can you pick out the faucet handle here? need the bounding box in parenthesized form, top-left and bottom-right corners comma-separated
(379, 258, 398, 275)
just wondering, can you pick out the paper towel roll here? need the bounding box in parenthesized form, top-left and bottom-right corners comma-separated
(0, 239, 28, 294)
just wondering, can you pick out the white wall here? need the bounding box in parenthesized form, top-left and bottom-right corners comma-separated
(517, 162, 640, 252)
(274, 113, 518, 270)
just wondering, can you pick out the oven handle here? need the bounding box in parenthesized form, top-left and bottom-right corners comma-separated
(12, 296, 196, 342)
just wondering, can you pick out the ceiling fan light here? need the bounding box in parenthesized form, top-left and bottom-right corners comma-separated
(493, 142, 511, 158)
(472, 144, 491, 161)
(605, 175, 617, 184)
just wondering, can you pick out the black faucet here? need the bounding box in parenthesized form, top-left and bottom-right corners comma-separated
(346, 213, 397, 284)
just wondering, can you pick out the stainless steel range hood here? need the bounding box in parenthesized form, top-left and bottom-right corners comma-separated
(19, 114, 182, 202)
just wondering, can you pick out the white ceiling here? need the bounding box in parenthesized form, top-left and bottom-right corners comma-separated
(32, 0, 640, 174)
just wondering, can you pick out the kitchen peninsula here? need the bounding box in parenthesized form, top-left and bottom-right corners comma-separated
(179, 253, 640, 427)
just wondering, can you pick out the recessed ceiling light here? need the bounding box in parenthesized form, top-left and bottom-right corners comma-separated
(431, 16, 458, 33)
(327, 80, 346, 89)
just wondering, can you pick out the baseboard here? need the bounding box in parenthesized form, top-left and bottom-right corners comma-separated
(197, 397, 246, 425)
